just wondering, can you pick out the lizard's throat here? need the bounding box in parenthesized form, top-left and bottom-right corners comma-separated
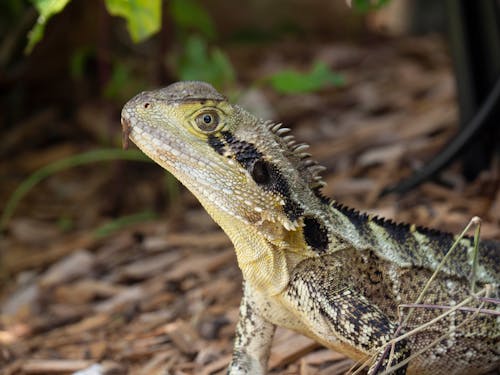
(204, 205, 292, 296)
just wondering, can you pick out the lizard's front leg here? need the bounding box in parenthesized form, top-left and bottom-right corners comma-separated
(228, 282, 276, 375)
(286, 256, 411, 375)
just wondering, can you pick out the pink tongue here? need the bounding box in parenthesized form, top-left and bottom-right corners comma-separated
(121, 117, 131, 150)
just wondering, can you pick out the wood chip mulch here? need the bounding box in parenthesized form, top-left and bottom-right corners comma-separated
(1, 36, 499, 375)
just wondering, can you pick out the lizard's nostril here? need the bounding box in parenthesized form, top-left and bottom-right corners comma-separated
(121, 115, 132, 150)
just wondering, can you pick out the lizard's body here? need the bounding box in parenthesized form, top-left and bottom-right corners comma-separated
(121, 81, 499, 374)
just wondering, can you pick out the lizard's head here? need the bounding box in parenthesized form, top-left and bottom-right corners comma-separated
(121, 81, 326, 240)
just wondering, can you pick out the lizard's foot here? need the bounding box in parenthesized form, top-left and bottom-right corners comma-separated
(227, 351, 267, 375)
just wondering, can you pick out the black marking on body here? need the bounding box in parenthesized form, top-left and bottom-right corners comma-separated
(221, 131, 304, 222)
(312, 187, 331, 205)
(303, 216, 329, 253)
(207, 135, 225, 155)
(333, 201, 432, 254)
(333, 202, 378, 246)
(479, 239, 500, 277)
(329, 201, 497, 279)
(372, 216, 412, 244)
(314, 288, 396, 349)
(384, 338, 410, 375)
(317, 290, 410, 375)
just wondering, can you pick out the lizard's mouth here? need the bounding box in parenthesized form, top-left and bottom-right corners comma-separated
(120, 107, 227, 182)
(120, 108, 179, 161)
(121, 116, 131, 150)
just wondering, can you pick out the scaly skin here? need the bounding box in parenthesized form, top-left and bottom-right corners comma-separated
(121, 81, 499, 374)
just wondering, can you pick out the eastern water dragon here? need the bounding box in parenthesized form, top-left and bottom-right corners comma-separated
(121, 81, 499, 374)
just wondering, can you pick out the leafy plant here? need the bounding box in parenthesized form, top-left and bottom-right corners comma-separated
(176, 35, 235, 89)
(103, 61, 149, 103)
(169, 0, 215, 40)
(69, 46, 94, 79)
(26, 0, 161, 53)
(94, 211, 157, 238)
(0, 149, 151, 231)
(266, 61, 345, 94)
(350, 0, 391, 12)
(26, 0, 71, 53)
(166, 0, 235, 90)
(105, 0, 161, 42)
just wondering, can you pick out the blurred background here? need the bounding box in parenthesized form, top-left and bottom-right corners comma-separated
(1, 1, 499, 374)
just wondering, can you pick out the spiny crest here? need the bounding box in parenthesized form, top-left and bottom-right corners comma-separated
(332, 200, 425, 235)
(264, 120, 327, 191)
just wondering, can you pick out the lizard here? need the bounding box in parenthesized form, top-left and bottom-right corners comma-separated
(121, 81, 499, 375)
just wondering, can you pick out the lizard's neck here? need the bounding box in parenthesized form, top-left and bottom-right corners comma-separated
(202, 200, 309, 295)
(173, 165, 315, 296)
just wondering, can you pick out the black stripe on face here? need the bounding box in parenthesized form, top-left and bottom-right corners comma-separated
(221, 131, 263, 169)
(207, 135, 226, 155)
(267, 162, 304, 222)
(221, 131, 304, 222)
(303, 215, 329, 253)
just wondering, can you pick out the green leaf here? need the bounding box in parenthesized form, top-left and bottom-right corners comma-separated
(0, 149, 151, 231)
(4, 0, 25, 17)
(69, 46, 93, 79)
(267, 61, 345, 94)
(177, 35, 235, 89)
(25, 0, 72, 53)
(105, 0, 161, 42)
(103, 61, 149, 102)
(103, 62, 131, 99)
(94, 211, 157, 238)
(351, 0, 390, 12)
(169, 0, 215, 39)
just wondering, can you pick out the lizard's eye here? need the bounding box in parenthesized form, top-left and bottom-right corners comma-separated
(195, 111, 220, 133)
